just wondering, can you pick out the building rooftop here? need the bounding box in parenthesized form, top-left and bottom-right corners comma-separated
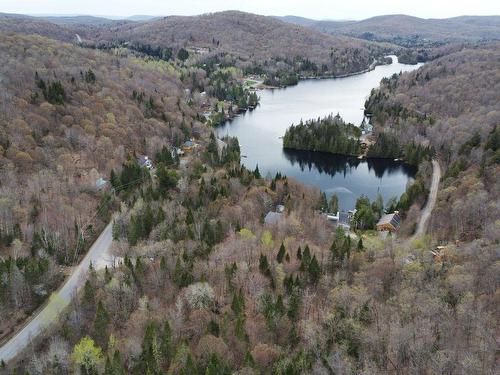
(377, 212, 401, 228)
(264, 212, 283, 225)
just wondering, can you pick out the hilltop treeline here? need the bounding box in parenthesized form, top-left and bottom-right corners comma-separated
(283, 114, 362, 156)
(78, 11, 388, 85)
(365, 43, 500, 240)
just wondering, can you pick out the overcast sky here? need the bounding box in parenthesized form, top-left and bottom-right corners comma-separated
(2, 0, 499, 20)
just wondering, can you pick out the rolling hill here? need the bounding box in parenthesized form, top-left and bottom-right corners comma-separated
(281, 14, 500, 47)
(0, 13, 77, 42)
(365, 43, 500, 240)
(38, 15, 133, 26)
(83, 11, 388, 77)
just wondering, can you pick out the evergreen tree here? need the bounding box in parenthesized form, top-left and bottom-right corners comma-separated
(231, 288, 245, 316)
(93, 301, 110, 348)
(308, 255, 321, 285)
(206, 133, 219, 165)
(357, 237, 364, 251)
(330, 239, 342, 270)
(270, 179, 276, 191)
(177, 48, 189, 61)
(287, 291, 301, 322)
(277, 242, 286, 263)
(300, 245, 311, 271)
(85, 69, 96, 83)
(110, 169, 119, 190)
(329, 194, 339, 213)
(244, 350, 256, 368)
(160, 321, 172, 369)
(253, 164, 261, 179)
(318, 192, 328, 212)
(275, 295, 285, 316)
(259, 254, 270, 275)
(185, 208, 194, 225)
(82, 279, 95, 314)
(104, 266, 112, 284)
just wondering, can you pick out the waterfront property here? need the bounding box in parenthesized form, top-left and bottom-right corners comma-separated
(376, 211, 401, 232)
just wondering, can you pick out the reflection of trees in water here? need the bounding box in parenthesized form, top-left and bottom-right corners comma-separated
(283, 149, 416, 179)
(283, 149, 360, 177)
(366, 158, 417, 178)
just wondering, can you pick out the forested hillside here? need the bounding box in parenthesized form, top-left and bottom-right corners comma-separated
(6, 112, 498, 375)
(81, 11, 388, 82)
(365, 43, 500, 241)
(281, 14, 500, 64)
(282, 14, 500, 47)
(0, 13, 77, 42)
(0, 12, 498, 375)
(0, 33, 203, 338)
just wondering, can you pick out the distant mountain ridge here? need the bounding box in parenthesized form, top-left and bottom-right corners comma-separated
(279, 14, 500, 46)
(0, 13, 77, 42)
(38, 15, 133, 26)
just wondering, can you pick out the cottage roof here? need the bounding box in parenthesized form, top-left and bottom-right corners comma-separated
(264, 212, 283, 225)
(377, 212, 401, 228)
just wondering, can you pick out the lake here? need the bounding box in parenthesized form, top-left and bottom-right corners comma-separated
(217, 56, 423, 210)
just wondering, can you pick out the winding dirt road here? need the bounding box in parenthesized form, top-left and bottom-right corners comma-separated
(413, 159, 441, 239)
(0, 222, 114, 364)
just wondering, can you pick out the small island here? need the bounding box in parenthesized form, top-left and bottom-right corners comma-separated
(283, 113, 363, 156)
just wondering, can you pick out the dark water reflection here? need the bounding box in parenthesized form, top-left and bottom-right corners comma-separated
(283, 149, 417, 180)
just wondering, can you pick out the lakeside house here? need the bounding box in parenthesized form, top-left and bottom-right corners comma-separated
(182, 139, 198, 153)
(264, 204, 286, 225)
(264, 212, 283, 225)
(376, 211, 401, 232)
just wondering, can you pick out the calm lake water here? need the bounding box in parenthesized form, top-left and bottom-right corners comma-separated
(217, 57, 423, 210)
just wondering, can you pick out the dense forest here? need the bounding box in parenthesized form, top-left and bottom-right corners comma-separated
(0, 33, 205, 341)
(283, 114, 362, 156)
(66, 11, 391, 84)
(0, 11, 498, 375)
(5, 116, 498, 375)
(365, 43, 500, 241)
(281, 15, 500, 64)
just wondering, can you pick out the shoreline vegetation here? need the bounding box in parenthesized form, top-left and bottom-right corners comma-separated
(218, 56, 395, 125)
(282, 113, 432, 166)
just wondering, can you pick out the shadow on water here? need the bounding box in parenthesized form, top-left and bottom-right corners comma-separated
(283, 149, 417, 179)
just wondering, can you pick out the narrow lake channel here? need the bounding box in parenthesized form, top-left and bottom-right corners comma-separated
(217, 56, 424, 210)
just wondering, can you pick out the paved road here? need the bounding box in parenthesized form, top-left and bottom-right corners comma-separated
(0, 160, 441, 363)
(413, 160, 441, 238)
(0, 222, 114, 363)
